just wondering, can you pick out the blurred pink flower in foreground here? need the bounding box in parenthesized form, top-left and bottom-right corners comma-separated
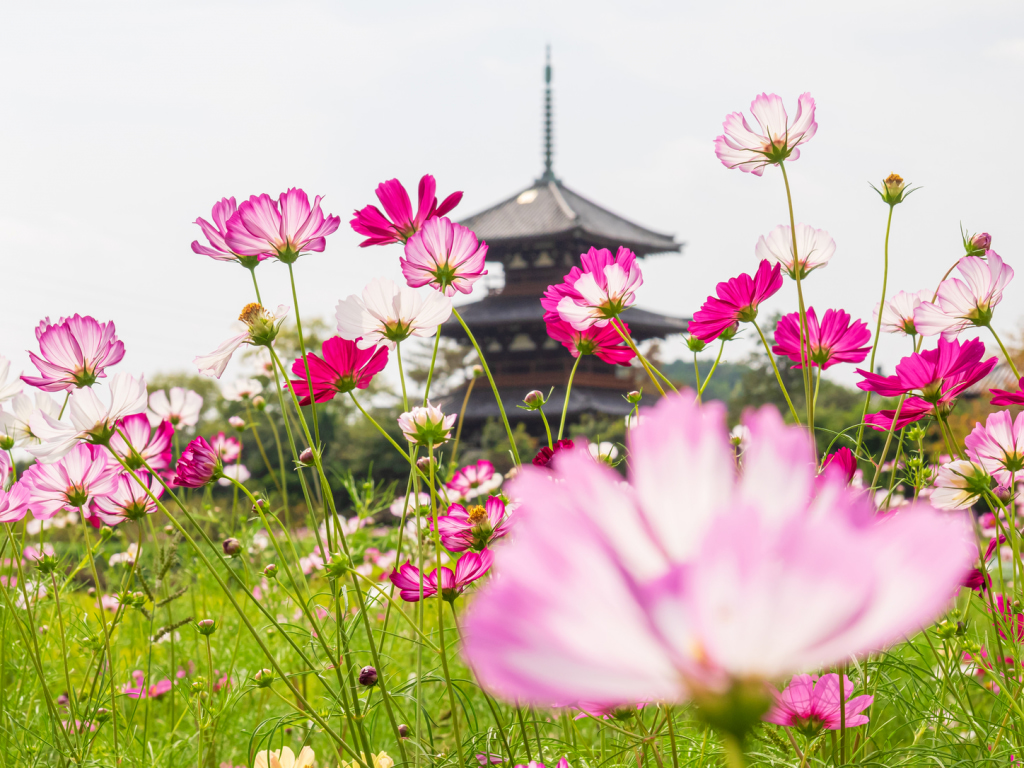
(336, 277, 453, 350)
(965, 410, 1024, 487)
(289, 337, 389, 406)
(915, 253, 1014, 339)
(351, 174, 463, 246)
(545, 247, 642, 331)
(773, 308, 871, 370)
(21, 444, 118, 520)
(689, 259, 782, 343)
(226, 188, 340, 263)
(22, 315, 125, 392)
(0, 356, 22, 402)
(461, 394, 973, 712)
(389, 550, 494, 602)
(432, 496, 513, 553)
(763, 674, 873, 735)
(714, 93, 817, 176)
(544, 318, 636, 366)
(401, 217, 488, 297)
(754, 224, 835, 280)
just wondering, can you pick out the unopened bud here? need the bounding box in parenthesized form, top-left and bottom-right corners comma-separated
(298, 447, 314, 464)
(686, 335, 706, 353)
(96, 707, 111, 722)
(263, 563, 278, 579)
(471, 365, 484, 378)
(876, 173, 913, 206)
(191, 680, 205, 694)
(0, 435, 13, 451)
(163, 524, 174, 534)
(36, 554, 59, 575)
(222, 538, 242, 557)
(625, 390, 642, 405)
(398, 724, 410, 737)
(196, 619, 217, 636)
(252, 395, 266, 410)
(523, 390, 545, 409)
(358, 665, 378, 687)
(251, 497, 269, 514)
(965, 231, 992, 256)
(253, 669, 274, 688)
(229, 415, 245, 430)
(325, 552, 351, 579)
(99, 526, 114, 541)
(416, 456, 434, 471)
(131, 591, 146, 607)
(57, 693, 69, 707)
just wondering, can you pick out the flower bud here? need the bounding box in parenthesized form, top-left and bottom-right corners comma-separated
(191, 680, 205, 694)
(222, 538, 242, 557)
(416, 456, 434, 471)
(358, 665, 378, 687)
(252, 395, 266, 410)
(99, 526, 114, 541)
(131, 591, 146, 607)
(263, 563, 278, 579)
(164, 524, 174, 534)
(229, 415, 246, 431)
(252, 497, 269, 514)
(298, 447, 315, 465)
(398, 724, 410, 737)
(0, 435, 13, 451)
(196, 619, 217, 636)
(96, 707, 111, 722)
(253, 668, 274, 688)
(686, 335, 706, 353)
(717, 322, 740, 342)
(325, 552, 351, 580)
(875, 173, 914, 206)
(36, 554, 59, 575)
(965, 231, 992, 256)
(525, 390, 545, 407)
(625, 390, 642, 405)
(471, 365, 484, 378)
(398, 402, 456, 447)
(57, 693, 69, 707)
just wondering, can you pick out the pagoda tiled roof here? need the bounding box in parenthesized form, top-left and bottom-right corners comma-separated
(437, 383, 638, 423)
(459, 180, 681, 256)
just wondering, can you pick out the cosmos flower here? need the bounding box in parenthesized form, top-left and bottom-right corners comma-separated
(929, 460, 991, 511)
(0, 356, 22, 402)
(0, 391, 61, 448)
(148, 387, 203, 428)
(221, 379, 262, 402)
(754, 224, 835, 280)
(773, 309, 871, 370)
(461, 394, 973, 711)
(398, 402, 456, 446)
(173, 436, 222, 488)
(217, 464, 251, 487)
(820, 447, 857, 486)
(208, 432, 241, 463)
(532, 439, 575, 468)
(191, 197, 257, 264)
(689, 260, 782, 343)
(763, 674, 873, 734)
(289, 336, 389, 406)
(547, 247, 643, 331)
(225, 188, 341, 263)
(990, 377, 1024, 407)
(964, 410, 1024, 487)
(336, 277, 453, 350)
(389, 550, 494, 602)
(401, 217, 488, 297)
(0, 481, 31, 523)
(714, 92, 817, 175)
(544, 319, 636, 366)
(92, 470, 163, 524)
(915, 253, 1014, 339)
(447, 460, 503, 501)
(194, 304, 289, 379)
(351, 174, 463, 246)
(875, 290, 931, 337)
(433, 496, 513, 553)
(22, 315, 125, 392)
(20, 444, 118, 520)
(108, 413, 173, 472)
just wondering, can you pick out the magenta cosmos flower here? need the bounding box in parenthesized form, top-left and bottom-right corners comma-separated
(22, 315, 125, 392)
(821, 447, 857, 486)
(447, 459, 503, 501)
(915, 252, 1014, 339)
(351, 174, 463, 246)
(544, 247, 642, 331)
(714, 93, 817, 175)
(689, 259, 782, 343)
(173, 436, 221, 488)
(191, 197, 264, 266)
(289, 336, 389, 406)
(21, 443, 118, 520)
(93, 470, 163, 524)
(401, 217, 488, 297)
(532, 438, 575, 468)
(108, 413, 173, 472)
(544, 318, 635, 366)
(432, 496, 513, 553)
(991, 377, 1024, 407)
(389, 549, 494, 603)
(773, 308, 870, 370)
(965, 410, 1024, 487)
(225, 188, 341, 263)
(763, 674, 873, 735)
(461, 395, 973, 710)
(754, 224, 835, 280)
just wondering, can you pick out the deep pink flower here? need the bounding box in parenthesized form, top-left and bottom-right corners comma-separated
(461, 395, 973, 708)
(173, 436, 221, 488)
(209, 432, 241, 464)
(149, 679, 173, 699)
(965, 410, 1024, 487)
(963, 567, 990, 592)
(915, 253, 1014, 339)
(689, 260, 782, 343)
(714, 93, 817, 175)
(93, 470, 163, 525)
(995, 594, 1024, 642)
(763, 674, 873, 735)
(225, 188, 341, 263)
(289, 337, 389, 406)
(532, 439, 574, 468)
(401, 217, 488, 297)
(0, 481, 31, 523)
(22, 315, 125, 391)
(191, 197, 264, 265)
(432, 496, 513, 553)
(544, 318, 635, 366)
(773, 308, 871, 370)
(447, 460, 502, 501)
(545, 247, 642, 330)
(389, 549, 494, 602)
(21, 444, 118, 520)
(821, 447, 857, 486)
(991, 377, 1024, 407)
(351, 175, 463, 247)
(108, 413, 173, 472)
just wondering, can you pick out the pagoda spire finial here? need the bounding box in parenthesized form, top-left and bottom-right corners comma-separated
(538, 45, 557, 183)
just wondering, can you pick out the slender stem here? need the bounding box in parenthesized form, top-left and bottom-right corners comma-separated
(752, 320, 801, 424)
(839, 664, 847, 764)
(264, 400, 290, 514)
(539, 408, 553, 449)
(779, 161, 814, 434)
(423, 329, 442, 406)
(698, 340, 726, 397)
(693, 352, 702, 404)
(396, 341, 410, 411)
(57, 392, 70, 419)
(288, 262, 320, 448)
(449, 374, 477, 474)
(662, 705, 680, 768)
(244, 400, 283, 498)
(248, 266, 262, 304)
(609, 319, 669, 396)
(722, 735, 747, 768)
(988, 325, 1022, 379)
(558, 355, 583, 441)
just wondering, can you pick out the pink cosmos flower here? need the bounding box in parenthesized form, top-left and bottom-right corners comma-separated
(108, 413, 173, 472)
(544, 318, 636, 366)
(965, 410, 1024, 487)
(432, 496, 513, 553)
(351, 174, 463, 247)
(336, 277, 453, 350)
(148, 387, 203, 428)
(191, 197, 260, 264)
(447, 460, 503, 501)
(173, 436, 221, 488)
(714, 93, 817, 175)
(763, 674, 873, 734)
(225, 188, 341, 263)
(0, 451, 10, 489)
(991, 377, 1024, 407)
(93, 470, 163, 524)
(915, 253, 1014, 339)
(821, 447, 857, 486)
(0, 481, 31, 523)
(461, 395, 973, 709)
(401, 217, 488, 297)
(546, 247, 643, 331)
(689, 260, 783, 343)
(929, 460, 990, 510)
(398, 402, 456, 446)
(22, 315, 125, 392)
(388, 549, 494, 602)
(754, 224, 835, 280)
(209, 432, 241, 464)
(21, 444, 118, 520)
(773, 308, 871, 370)
(875, 290, 931, 337)
(289, 336, 389, 406)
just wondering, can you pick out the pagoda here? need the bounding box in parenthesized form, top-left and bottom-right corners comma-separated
(440, 50, 687, 429)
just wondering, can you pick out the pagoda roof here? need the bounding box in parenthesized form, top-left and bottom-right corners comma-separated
(460, 180, 681, 257)
(437, 384, 637, 424)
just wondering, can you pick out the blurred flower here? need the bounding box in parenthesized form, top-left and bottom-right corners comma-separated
(108, 413, 173, 471)
(398, 402, 456, 446)
(544, 318, 636, 366)
(764, 674, 872, 735)
(820, 447, 857, 486)
(930, 460, 991, 510)
(108, 542, 139, 567)
(401, 217, 488, 297)
(339, 753, 394, 768)
(689, 259, 782, 342)
(253, 746, 315, 768)
(0, 391, 61, 447)
(390, 492, 431, 517)
(191, 197, 258, 265)
(447, 460, 503, 501)
(773, 308, 871, 370)
(714, 92, 817, 175)
(336, 277, 453, 350)
(433, 496, 513, 553)
(289, 336, 389, 406)
(533, 439, 575, 468)
(173, 436, 221, 488)
(875, 290, 931, 337)
(217, 464, 251, 487)
(148, 387, 203, 429)
(228, 415, 245, 430)
(389, 550, 494, 602)
(351, 174, 462, 247)
(22, 315, 125, 392)
(546, 247, 642, 331)
(221, 378, 262, 401)
(0, 481, 31, 523)
(965, 410, 1024, 487)
(991, 377, 1024, 407)
(225, 188, 340, 263)
(209, 432, 241, 463)
(0, 356, 22, 402)
(915, 253, 1014, 339)
(94, 471, 162, 524)
(589, 442, 620, 465)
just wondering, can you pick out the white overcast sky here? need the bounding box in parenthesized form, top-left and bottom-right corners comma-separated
(3, 0, 1023, 393)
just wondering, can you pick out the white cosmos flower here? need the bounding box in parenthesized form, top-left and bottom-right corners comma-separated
(221, 378, 263, 401)
(874, 290, 931, 336)
(336, 277, 453, 351)
(754, 224, 835, 280)
(0, 391, 61, 447)
(148, 387, 204, 428)
(0, 356, 23, 403)
(217, 463, 251, 486)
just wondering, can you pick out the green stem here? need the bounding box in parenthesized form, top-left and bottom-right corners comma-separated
(609, 319, 669, 396)
(397, 341, 410, 411)
(539, 407, 553, 450)
(288, 262, 320, 448)
(752, 320, 801, 424)
(698, 340, 726, 397)
(558, 355, 583, 441)
(423, 329, 442, 406)
(248, 265, 262, 304)
(693, 352, 702, 404)
(988, 324, 1021, 379)
(722, 735, 747, 768)
(244, 400, 283, 499)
